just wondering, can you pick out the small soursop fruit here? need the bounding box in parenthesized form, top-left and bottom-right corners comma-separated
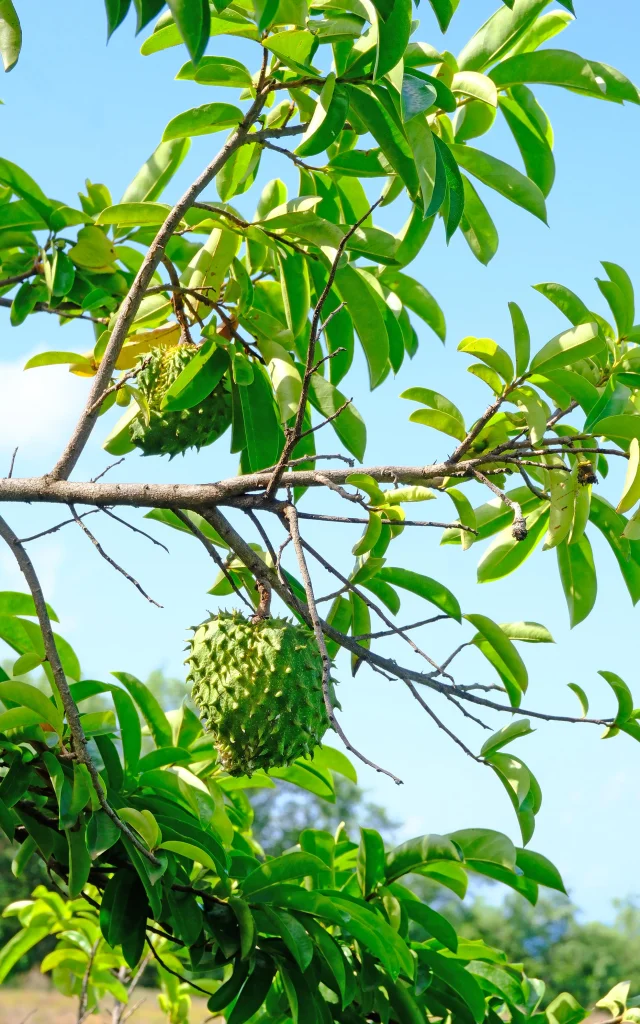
(129, 343, 231, 457)
(187, 610, 331, 776)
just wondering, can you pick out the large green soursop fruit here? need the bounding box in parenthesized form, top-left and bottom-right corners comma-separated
(129, 343, 231, 456)
(187, 611, 330, 776)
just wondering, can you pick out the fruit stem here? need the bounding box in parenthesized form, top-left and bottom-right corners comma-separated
(251, 580, 272, 623)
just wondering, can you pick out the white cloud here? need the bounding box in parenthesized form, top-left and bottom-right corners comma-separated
(0, 351, 85, 465)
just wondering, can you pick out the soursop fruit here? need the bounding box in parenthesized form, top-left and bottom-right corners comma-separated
(129, 343, 231, 457)
(187, 610, 331, 776)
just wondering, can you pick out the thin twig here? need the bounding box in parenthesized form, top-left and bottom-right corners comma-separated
(160, 254, 194, 343)
(172, 509, 253, 611)
(296, 512, 477, 531)
(8, 448, 18, 478)
(518, 465, 549, 501)
(77, 939, 100, 1023)
(258, 138, 322, 170)
(404, 678, 483, 762)
(87, 355, 152, 415)
(197, 507, 615, 730)
(351, 615, 449, 641)
(100, 507, 170, 553)
(472, 468, 527, 540)
(264, 197, 384, 500)
(145, 936, 212, 996)
(69, 504, 162, 606)
(300, 536, 449, 677)
(0, 295, 107, 323)
(283, 503, 403, 785)
(91, 458, 125, 483)
(297, 398, 352, 441)
(18, 508, 102, 544)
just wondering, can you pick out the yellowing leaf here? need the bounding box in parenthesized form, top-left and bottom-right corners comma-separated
(68, 226, 117, 272)
(116, 323, 181, 370)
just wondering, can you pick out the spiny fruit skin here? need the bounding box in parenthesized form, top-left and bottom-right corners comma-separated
(129, 343, 231, 457)
(187, 610, 330, 776)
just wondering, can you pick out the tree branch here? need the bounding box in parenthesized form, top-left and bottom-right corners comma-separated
(48, 59, 271, 482)
(283, 502, 403, 785)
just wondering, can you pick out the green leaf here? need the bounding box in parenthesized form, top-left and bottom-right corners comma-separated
(96, 202, 172, 227)
(481, 719, 534, 757)
(166, 0, 210, 63)
(112, 671, 173, 747)
(207, 958, 251, 1013)
(434, 136, 465, 241)
(426, 0, 460, 32)
(0, 681, 63, 734)
(379, 269, 445, 342)
(264, 29, 318, 74)
(305, 917, 355, 1008)
(499, 87, 555, 197)
(374, 0, 412, 79)
(401, 75, 438, 123)
(0, 158, 53, 225)
(159, 839, 217, 870)
(67, 824, 91, 897)
(547, 993, 587, 1024)
(418, 949, 486, 1024)
(589, 494, 640, 604)
(490, 48, 640, 104)
(357, 827, 386, 896)
(458, 335, 514, 382)
(557, 534, 597, 627)
(0, 0, 21, 72)
(516, 847, 566, 892)
(177, 55, 254, 88)
(568, 681, 589, 717)
(277, 249, 310, 339)
(242, 851, 329, 895)
(250, 884, 414, 980)
(532, 280, 592, 325)
(162, 342, 228, 412)
(121, 138, 191, 203)
(24, 350, 93, 371)
(449, 144, 547, 223)
(376, 567, 461, 621)
(598, 261, 635, 335)
(347, 85, 420, 198)
(458, 0, 551, 73)
(334, 264, 389, 388)
(0, 926, 50, 984)
(162, 102, 244, 141)
(308, 372, 366, 461)
(598, 669, 634, 725)
(508, 300, 530, 375)
(0, 591, 58, 621)
(239, 362, 284, 471)
(409, 408, 466, 442)
(227, 953, 276, 1024)
(530, 322, 602, 372)
(459, 174, 499, 265)
(465, 614, 528, 692)
(404, 900, 458, 951)
(297, 76, 350, 157)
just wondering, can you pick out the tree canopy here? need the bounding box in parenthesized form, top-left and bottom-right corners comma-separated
(1, 0, 640, 1021)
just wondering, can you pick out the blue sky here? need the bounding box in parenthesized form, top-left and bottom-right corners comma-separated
(1, 0, 640, 920)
